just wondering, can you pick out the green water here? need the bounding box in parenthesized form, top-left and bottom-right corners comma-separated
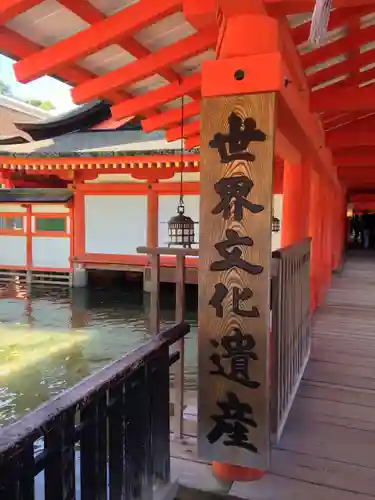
(0, 280, 198, 427)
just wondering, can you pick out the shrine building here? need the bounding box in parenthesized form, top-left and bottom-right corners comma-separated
(0, 1, 375, 499)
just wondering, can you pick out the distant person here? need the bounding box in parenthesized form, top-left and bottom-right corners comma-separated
(351, 213, 360, 243)
(362, 211, 371, 249)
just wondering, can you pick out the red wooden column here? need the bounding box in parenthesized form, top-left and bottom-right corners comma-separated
(281, 161, 311, 247)
(199, 6, 282, 483)
(147, 184, 158, 248)
(309, 170, 322, 311)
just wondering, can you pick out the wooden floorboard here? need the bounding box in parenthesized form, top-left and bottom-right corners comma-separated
(172, 252, 375, 499)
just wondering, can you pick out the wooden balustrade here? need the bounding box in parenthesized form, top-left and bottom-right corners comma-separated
(137, 247, 198, 439)
(271, 238, 311, 443)
(0, 322, 190, 500)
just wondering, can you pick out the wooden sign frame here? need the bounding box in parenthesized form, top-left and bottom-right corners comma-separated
(198, 92, 276, 469)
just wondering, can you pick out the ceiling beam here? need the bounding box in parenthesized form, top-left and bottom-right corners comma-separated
(14, 0, 183, 83)
(111, 73, 201, 120)
(183, 0, 216, 29)
(334, 150, 375, 167)
(0, 27, 126, 103)
(302, 24, 375, 71)
(327, 129, 375, 149)
(311, 86, 375, 113)
(165, 119, 200, 142)
(57, 0, 182, 87)
(0, 0, 43, 24)
(72, 27, 216, 104)
(292, 6, 374, 45)
(142, 101, 200, 132)
(308, 48, 375, 88)
(184, 135, 200, 149)
(265, 0, 375, 16)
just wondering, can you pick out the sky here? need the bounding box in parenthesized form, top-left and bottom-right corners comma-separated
(0, 54, 77, 114)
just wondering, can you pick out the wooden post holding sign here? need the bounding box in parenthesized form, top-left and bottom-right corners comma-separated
(198, 93, 276, 470)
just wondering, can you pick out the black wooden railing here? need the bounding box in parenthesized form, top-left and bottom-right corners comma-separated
(0, 322, 190, 500)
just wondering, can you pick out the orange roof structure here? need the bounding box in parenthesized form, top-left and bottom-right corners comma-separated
(0, 0, 374, 197)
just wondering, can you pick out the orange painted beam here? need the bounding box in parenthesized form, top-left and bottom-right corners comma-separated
(265, 0, 375, 16)
(292, 6, 373, 45)
(57, 0, 182, 86)
(0, 0, 43, 24)
(332, 113, 375, 132)
(72, 27, 216, 104)
(308, 48, 375, 89)
(14, 0, 183, 83)
(302, 24, 375, 70)
(334, 150, 375, 167)
(142, 101, 200, 132)
(111, 73, 201, 120)
(0, 27, 126, 103)
(183, 0, 216, 29)
(202, 52, 286, 96)
(311, 86, 375, 113)
(165, 119, 200, 142)
(327, 130, 375, 149)
(184, 135, 200, 149)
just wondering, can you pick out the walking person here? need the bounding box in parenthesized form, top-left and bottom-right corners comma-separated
(362, 211, 371, 249)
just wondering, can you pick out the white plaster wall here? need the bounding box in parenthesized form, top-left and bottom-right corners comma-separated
(158, 195, 199, 249)
(85, 195, 147, 254)
(32, 204, 69, 213)
(0, 204, 26, 213)
(32, 237, 70, 269)
(0, 236, 27, 266)
(272, 194, 283, 251)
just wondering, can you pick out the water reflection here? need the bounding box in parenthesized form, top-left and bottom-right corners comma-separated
(0, 280, 197, 427)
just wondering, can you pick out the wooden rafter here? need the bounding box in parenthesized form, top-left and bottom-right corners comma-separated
(111, 73, 201, 120)
(3, 0, 375, 193)
(265, 0, 375, 16)
(142, 101, 200, 132)
(14, 0, 183, 83)
(0, 0, 43, 24)
(56, 0, 185, 88)
(72, 27, 217, 104)
(0, 27, 127, 104)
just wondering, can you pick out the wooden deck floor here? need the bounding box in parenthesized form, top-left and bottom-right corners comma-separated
(171, 252, 375, 499)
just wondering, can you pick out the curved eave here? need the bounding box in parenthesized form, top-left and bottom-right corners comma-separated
(14, 100, 112, 140)
(0, 135, 29, 145)
(0, 188, 73, 203)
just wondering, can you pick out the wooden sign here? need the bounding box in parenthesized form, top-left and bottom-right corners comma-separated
(198, 93, 276, 469)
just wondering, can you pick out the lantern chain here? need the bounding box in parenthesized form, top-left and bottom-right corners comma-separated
(178, 87, 185, 215)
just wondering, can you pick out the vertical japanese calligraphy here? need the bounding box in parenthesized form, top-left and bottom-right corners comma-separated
(199, 93, 276, 469)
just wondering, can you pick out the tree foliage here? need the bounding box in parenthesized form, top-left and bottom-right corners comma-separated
(0, 79, 56, 110)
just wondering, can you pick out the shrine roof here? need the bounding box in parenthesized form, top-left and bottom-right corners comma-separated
(1, 1, 375, 190)
(0, 187, 73, 203)
(0, 129, 191, 156)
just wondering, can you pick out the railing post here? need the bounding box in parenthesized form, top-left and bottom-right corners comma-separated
(149, 253, 160, 334)
(171, 254, 185, 438)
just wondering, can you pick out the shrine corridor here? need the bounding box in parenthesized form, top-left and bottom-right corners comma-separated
(173, 252, 375, 499)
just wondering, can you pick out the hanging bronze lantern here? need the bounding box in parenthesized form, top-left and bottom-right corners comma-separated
(167, 202, 196, 248)
(272, 216, 280, 233)
(166, 91, 197, 247)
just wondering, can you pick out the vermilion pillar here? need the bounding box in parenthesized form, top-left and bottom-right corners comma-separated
(309, 170, 321, 311)
(147, 185, 158, 248)
(281, 161, 311, 247)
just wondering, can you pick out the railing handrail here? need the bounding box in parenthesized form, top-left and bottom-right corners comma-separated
(0, 322, 190, 457)
(272, 237, 312, 259)
(137, 246, 199, 257)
